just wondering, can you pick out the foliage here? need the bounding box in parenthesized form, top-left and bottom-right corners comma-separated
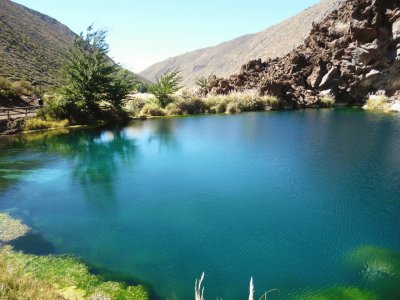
(0, 77, 14, 98)
(139, 103, 165, 117)
(165, 102, 183, 116)
(107, 69, 136, 107)
(24, 118, 69, 131)
(60, 26, 115, 121)
(150, 68, 182, 108)
(0, 247, 148, 300)
(125, 93, 158, 116)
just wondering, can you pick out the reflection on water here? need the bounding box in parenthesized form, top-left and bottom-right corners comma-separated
(0, 110, 400, 299)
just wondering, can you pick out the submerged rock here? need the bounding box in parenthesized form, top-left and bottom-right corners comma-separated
(0, 213, 29, 242)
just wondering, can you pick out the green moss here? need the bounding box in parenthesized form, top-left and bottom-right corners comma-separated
(294, 286, 379, 300)
(345, 245, 400, 298)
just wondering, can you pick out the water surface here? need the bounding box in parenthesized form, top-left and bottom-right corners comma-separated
(1, 109, 400, 299)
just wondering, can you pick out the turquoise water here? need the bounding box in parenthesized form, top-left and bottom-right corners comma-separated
(1, 109, 400, 299)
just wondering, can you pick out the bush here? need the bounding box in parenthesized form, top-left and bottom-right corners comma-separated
(12, 81, 35, 96)
(139, 103, 165, 117)
(0, 77, 14, 98)
(149, 69, 182, 108)
(125, 93, 157, 116)
(176, 97, 209, 115)
(165, 103, 183, 116)
(24, 118, 69, 131)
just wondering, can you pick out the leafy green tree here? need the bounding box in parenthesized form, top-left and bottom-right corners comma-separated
(61, 26, 115, 119)
(107, 69, 135, 107)
(150, 68, 182, 108)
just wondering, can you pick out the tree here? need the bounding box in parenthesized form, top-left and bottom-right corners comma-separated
(150, 68, 182, 108)
(107, 69, 136, 108)
(61, 26, 115, 119)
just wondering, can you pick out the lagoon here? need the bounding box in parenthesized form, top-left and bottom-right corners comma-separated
(1, 109, 400, 299)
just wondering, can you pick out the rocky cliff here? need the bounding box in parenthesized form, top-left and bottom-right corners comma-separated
(207, 0, 400, 106)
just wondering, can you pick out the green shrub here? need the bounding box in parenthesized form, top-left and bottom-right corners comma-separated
(24, 118, 69, 131)
(125, 93, 157, 116)
(12, 81, 35, 96)
(0, 77, 14, 98)
(176, 97, 209, 115)
(149, 69, 182, 108)
(139, 103, 165, 117)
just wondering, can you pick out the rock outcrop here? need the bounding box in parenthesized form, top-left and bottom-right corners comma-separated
(207, 0, 400, 107)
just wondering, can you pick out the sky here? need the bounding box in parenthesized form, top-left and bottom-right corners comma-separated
(13, 0, 320, 73)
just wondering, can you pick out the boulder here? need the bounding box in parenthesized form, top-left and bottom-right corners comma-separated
(319, 67, 341, 89)
(393, 19, 400, 40)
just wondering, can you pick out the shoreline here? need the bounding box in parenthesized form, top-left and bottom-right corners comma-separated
(0, 104, 368, 137)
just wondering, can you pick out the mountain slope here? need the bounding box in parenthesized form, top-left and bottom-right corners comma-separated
(0, 0, 75, 87)
(0, 0, 150, 88)
(140, 0, 341, 87)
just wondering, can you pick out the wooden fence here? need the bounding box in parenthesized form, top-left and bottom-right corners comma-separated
(0, 106, 42, 120)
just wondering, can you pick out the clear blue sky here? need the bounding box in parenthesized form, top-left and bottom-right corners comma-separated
(13, 0, 320, 72)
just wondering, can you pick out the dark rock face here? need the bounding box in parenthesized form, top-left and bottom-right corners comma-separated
(208, 0, 400, 106)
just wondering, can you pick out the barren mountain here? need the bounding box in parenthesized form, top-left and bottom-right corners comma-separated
(140, 0, 341, 87)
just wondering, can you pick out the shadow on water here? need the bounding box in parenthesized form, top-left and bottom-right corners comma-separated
(10, 231, 55, 255)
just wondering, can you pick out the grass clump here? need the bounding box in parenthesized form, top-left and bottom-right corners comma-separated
(139, 103, 165, 117)
(0, 247, 148, 300)
(165, 102, 183, 116)
(0, 213, 29, 242)
(319, 94, 335, 107)
(24, 118, 69, 131)
(363, 92, 390, 111)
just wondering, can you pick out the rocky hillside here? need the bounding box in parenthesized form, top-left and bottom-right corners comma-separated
(139, 0, 341, 87)
(207, 0, 400, 106)
(0, 0, 76, 87)
(0, 0, 149, 88)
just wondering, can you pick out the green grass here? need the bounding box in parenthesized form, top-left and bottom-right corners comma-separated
(24, 118, 69, 131)
(0, 247, 148, 300)
(127, 91, 281, 118)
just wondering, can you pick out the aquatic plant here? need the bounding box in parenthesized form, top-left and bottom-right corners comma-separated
(293, 286, 379, 300)
(195, 272, 205, 300)
(249, 277, 254, 300)
(345, 245, 400, 297)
